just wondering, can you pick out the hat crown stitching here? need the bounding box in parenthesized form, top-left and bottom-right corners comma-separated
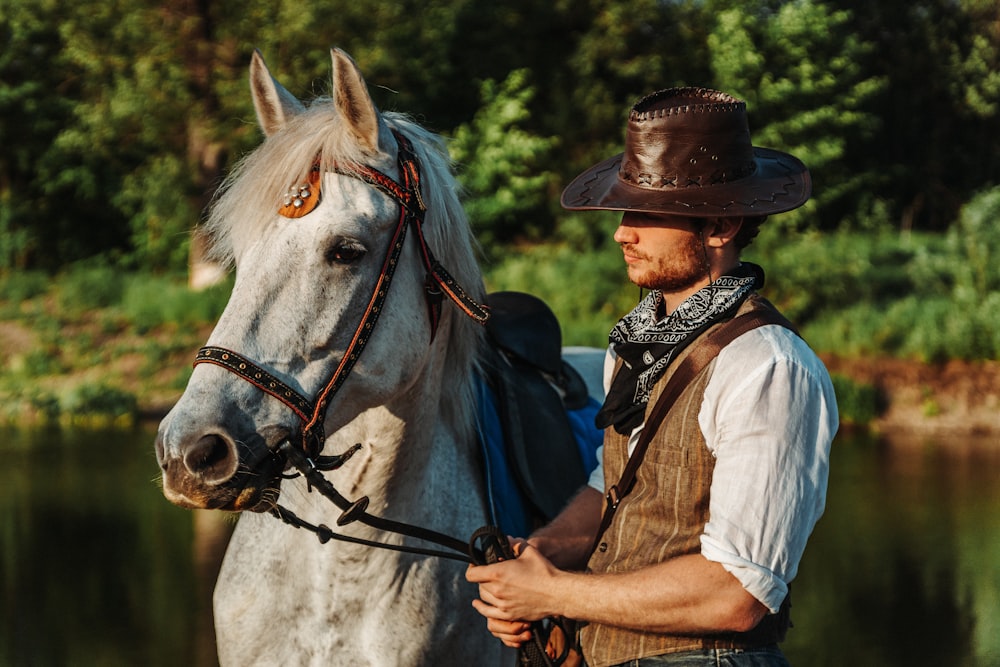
(630, 87, 745, 121)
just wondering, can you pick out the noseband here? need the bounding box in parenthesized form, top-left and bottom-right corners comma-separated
(193, 130, 489, 460)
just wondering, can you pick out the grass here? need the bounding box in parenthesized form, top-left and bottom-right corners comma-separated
(0, 269, 231, 425)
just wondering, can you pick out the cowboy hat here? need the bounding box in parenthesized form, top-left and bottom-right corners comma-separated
(560, 87, 811, 217)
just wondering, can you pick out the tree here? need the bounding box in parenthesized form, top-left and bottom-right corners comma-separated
(449, 70, 559, 257)
(550, 0, 712, 171)
(707, 0, 885, 231)
(0, 0, 107, 269)
(2, 0, 998, 272)
(828, 0, 1000, 230)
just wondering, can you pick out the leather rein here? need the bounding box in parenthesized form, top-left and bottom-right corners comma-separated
(192, 130, 490, 563)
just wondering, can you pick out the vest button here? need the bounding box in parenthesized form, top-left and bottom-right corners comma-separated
(598, 542, 608, 552)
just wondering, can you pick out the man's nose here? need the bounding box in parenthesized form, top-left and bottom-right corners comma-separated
(613, 221, 637, 244)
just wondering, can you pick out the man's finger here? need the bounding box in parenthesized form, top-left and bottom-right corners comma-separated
(472, 597, 510, 620)
(511, 538, 530, 557)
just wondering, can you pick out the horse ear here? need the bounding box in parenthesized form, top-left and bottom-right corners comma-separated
(249, 49, 305, 137)
(330, 48, 381, 153)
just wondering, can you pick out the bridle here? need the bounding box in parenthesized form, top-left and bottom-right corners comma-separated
(194, 130, 487, 458)
(192, 130, 490, 562)
(193, 128, 574, 665)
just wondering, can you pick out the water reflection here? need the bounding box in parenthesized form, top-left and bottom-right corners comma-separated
(783, 431, 1000, 666)
(1, 426, 998, 666)
(0, 425, 230, 667)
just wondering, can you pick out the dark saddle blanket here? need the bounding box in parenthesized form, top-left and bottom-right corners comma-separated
(477, 292, 604, 537)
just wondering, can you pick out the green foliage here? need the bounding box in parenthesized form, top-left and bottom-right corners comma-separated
(13, 347, 67, 377)
(0, 271, 49, 302)
(450, 70, 559, 256)
(829, 374, 883, 426)
(0, 0, 998, 380)
(746, 227, 932, 324)
(0, 0, 107, 270)
(2, 0, 999, 273)
(484, 211, 636, 347)
(112, 155, 197, 271)
(0, 268, 232, 423)
(944, 187, 1000, 298)
(62, 382, 138, 424)
(55, 262, 126, 313)
(708, 0, 886, 230)
(556, 0, 711, 161)
(808, 288, 990, 362)
(120, 274, 233, 333)
(835, 0, 1000, 231)
(748, 191, 1000, 361)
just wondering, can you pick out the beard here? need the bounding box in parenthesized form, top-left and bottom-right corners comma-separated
(622, 231, 709, 292)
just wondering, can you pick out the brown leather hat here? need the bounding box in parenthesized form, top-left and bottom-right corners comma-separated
(560, 87, 810, 217)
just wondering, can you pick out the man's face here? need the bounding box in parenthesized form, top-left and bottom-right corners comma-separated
(613, 212, 708, 292)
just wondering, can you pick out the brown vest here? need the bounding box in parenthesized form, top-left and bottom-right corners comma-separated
(581, 295, 791, 667)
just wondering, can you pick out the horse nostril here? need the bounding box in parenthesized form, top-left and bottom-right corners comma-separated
(183, 433, 238, 484)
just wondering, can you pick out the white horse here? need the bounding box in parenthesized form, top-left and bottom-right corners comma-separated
(155, 48, 603, 667)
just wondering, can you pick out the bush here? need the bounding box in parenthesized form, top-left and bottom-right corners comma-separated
(487, 216, 1000, 360)
(11, 347, 67, 377)
(0, 386, 62, 424)
(745, 227, 940, 326)
(120, 274, 232, 332)
(830, 374, 883, 426)
(484, 214, 636, 347)
(945, 186, 1000, 298)
(0, 271, 50, 302)
(56, 262, 125, 312)
(62, 382, 138, 423)
(743, 212, 1000, 361)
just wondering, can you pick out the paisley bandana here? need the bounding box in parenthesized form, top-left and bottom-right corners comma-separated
(596, 262, 764, 434)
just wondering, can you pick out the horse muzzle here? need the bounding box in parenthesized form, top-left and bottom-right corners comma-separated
(155, 424, 287, 512)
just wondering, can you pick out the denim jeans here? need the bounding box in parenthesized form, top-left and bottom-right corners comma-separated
(608, 645, 791, 667)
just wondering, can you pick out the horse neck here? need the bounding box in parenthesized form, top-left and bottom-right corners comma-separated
(295, 325, 485, 536)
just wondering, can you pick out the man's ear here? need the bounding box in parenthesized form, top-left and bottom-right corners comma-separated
(703, 217, 743, 247)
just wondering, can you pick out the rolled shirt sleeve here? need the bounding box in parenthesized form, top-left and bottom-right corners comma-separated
(699, 325, 838, 612)
(584, 326, 837, 613)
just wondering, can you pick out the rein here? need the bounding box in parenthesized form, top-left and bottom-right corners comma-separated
(269, 440, 474, 563)
(192, 130, 490, 562)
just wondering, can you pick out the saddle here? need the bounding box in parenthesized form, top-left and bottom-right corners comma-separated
(478, 292, 602, 535)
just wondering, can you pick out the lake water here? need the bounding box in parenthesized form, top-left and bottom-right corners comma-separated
(1, 425, 998, 666)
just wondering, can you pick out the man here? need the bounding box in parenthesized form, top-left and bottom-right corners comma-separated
(466, 87, 838, 667)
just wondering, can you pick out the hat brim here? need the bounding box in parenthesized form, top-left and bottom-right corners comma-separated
(560, 147, 811, 217)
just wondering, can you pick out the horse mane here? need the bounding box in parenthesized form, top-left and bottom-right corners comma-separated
(203, 101, 485, 440)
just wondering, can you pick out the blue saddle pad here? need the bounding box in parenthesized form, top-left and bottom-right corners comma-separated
(475, 377, 603, 537)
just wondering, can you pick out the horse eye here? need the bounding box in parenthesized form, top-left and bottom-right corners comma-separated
(325, 241, 366, 265)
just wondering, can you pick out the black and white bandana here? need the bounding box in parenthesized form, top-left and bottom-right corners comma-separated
(595, 262, 764, 434)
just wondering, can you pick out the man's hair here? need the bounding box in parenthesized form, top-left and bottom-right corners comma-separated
(693, 215, 768, 250)
(734, 215, 767, 250)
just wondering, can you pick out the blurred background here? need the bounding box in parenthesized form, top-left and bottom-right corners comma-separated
(1, 0, 999, 665)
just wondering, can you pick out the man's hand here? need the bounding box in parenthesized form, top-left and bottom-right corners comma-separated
(466, 540, 565, 646)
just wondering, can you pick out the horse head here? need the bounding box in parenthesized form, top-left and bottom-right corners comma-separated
(155, 49, 485, 513)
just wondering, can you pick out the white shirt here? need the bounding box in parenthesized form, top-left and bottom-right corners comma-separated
(587, 324, 838, 613)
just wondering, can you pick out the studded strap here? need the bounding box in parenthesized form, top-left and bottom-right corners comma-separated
(194, 346, 314, 422)
(194, 130, 489, 458)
